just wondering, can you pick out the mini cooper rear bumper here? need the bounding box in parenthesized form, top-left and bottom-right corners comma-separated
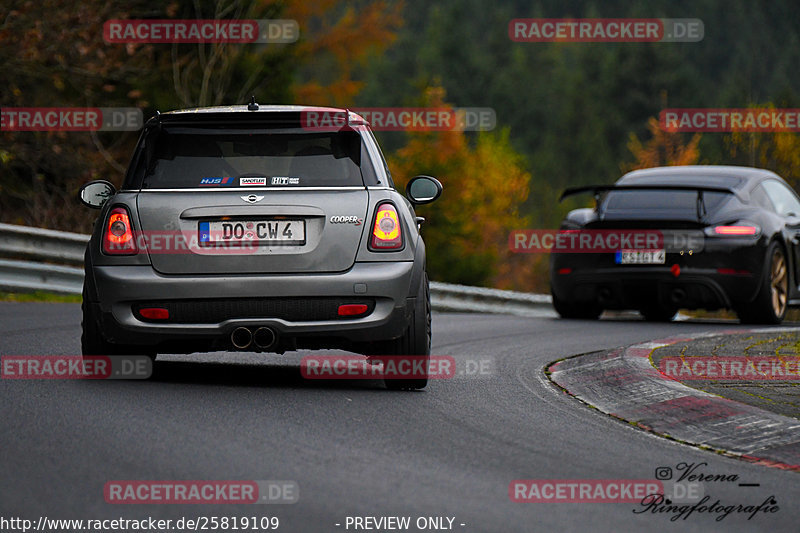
(87, 261, 417, 353)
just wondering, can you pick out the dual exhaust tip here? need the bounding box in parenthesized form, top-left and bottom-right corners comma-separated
(231, 326, 276, 350)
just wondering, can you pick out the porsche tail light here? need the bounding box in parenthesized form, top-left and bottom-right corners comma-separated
(369, 203, 403, 250)
(709, 225, 759, 236)
(103, 206, 137, 255)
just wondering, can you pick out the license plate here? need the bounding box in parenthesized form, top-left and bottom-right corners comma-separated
(615, 249, 665, 264)
(199, 220, 305, 245)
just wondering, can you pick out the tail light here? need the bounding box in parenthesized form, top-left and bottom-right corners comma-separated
(706, 224, 760, 236)
(369, 203, 403, 250)
(103, 206, 137, 255)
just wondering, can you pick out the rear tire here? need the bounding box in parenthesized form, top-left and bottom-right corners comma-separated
(81, 289, 116, 356)
(640, 306, 677, 322)
(81, 287, 157, 372)
(737, 241, 788, 325)
(384, 273, 431, 391)
(551, 290, 602, 319)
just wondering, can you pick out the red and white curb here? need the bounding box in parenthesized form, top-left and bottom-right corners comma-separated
(548, 328, 800, 471)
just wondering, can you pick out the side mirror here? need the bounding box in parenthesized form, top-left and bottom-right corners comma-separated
(405, 175, 442, 205)
(79, 180, 116, 209)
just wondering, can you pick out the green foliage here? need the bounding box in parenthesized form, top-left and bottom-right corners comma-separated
(5, 0, 800, 290)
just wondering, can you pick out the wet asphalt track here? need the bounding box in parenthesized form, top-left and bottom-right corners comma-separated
(1, 302, 798, 532)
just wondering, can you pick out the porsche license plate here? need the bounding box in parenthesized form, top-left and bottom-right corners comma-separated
(615, 249, 665, 264)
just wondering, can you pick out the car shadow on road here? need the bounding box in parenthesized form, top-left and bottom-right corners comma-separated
(144, 357, 409, 392)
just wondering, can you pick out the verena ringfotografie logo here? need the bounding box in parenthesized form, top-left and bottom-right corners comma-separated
(510, 229, 705, 254)
(1, 108, 142, 131)
(104, 480, 298, 504)
(661, 108, 800, 132)
(103, 19, 298, 44)
(660, 356, 800, 380)
(300, 108, 496, 132)
(509, 19, 703, 43)
(1, 356, 151, 379)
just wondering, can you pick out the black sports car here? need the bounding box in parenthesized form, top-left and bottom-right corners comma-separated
(550, 165, 800, 324)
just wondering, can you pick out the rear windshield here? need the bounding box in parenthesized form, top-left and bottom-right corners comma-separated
(602, 190, 731, 212)
(134, 128, 370, 189)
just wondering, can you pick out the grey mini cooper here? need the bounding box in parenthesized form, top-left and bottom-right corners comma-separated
(78, 103, 442, 389)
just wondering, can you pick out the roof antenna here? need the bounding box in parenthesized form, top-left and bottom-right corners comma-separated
(247, 96, 259, 111)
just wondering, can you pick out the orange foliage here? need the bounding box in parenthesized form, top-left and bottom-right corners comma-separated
(625, 117, 701, 170)
(389, 88, 532, 289)
(286, 1, 403, 106)
(726, 104, 800, 190)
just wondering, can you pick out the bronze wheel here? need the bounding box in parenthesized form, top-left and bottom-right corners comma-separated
(737, 241, 788, 324)
(770, 247, 788, 317)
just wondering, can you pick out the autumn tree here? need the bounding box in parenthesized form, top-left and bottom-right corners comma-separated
(389, 87, 532, 289)
(725, 104, 800, 189)
(624, 116, 701, 171)
(0, 0, 404, 231)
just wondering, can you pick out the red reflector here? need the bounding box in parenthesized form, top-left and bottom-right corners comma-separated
(670, 264, 681, 277)
(338, 304, 369, 316)
(714, 225, 757, 235)
(139, 307, 169, 320)
(717, 268, 751, 275)
(557, 268, 572, 275)
(103, 207, 137, 255)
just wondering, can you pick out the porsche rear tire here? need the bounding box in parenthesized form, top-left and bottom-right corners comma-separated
(737, 241, 788, 325)
(551, 290, 602, 320)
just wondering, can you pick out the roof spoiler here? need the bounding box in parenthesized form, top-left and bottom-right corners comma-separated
(560, 184, 740, 221)
(559, 184, 738, 201)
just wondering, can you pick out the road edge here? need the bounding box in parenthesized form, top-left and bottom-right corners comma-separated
(547, 327, 800, 472)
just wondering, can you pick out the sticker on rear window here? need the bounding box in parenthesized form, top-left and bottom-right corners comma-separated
(270, 176, 300, 185)
(240, 176, 267, 186)
(199, 177, 234, 186)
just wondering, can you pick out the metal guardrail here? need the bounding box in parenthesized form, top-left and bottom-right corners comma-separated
(0, 222, 88, 266)
(0, 223, 553, 315)
(430, 281, 553, 317)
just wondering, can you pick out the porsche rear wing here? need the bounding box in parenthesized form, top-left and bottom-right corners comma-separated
(559, 184, 740, 220)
